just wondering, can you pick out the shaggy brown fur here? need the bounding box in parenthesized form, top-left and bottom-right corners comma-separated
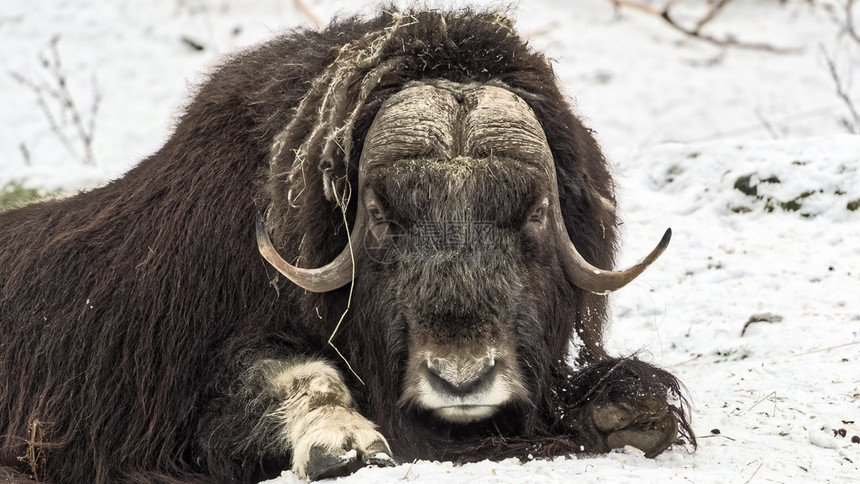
(0, 8, 693, 483)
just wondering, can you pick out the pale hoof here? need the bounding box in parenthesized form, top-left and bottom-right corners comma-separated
(292, 406, 395, 480)
(306, 439, 395, 481)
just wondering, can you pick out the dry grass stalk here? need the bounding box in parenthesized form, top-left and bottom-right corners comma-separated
(747, 391, 777, 415)
(17, 419, 48, 482)
(789, 340, 860, 357)
(328, 179, 364, 385)
(401, 458, 418, 480)
(743, 462, 763, 484)
(293, 0, 323, 28)
(608, 0, 801, 53)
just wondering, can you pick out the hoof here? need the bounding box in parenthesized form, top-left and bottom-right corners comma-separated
(292, 405, 396, 480)
(606, 414, 678, 458)
(591, 396, 679, 458)
(305, 439, 395, 481)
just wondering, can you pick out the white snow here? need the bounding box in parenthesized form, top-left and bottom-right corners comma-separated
(3, 0, 859, 482)
(340, 449, 359, 461)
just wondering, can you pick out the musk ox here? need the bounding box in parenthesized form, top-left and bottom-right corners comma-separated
(0, 8, 693, 483)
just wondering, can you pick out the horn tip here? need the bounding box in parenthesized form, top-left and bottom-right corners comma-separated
(256, 212, 269, 243)
(660, 228, 672, 249)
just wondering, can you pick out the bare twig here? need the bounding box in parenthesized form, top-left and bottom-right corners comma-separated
(823, 0, 860, 45)
(17, 419, 48, 482)
(789, 340, 860, 358)
(669, 353, 702, 367)
(743, 462, 763, 484)
(608, 0, 801, 53)
(821, 46, 860, 133)
(846, 0, 860, 45)
(747, 391, 777, 414)
(401, 458, 418, 480)
(609, 0, 663, 15)
(679, 102, 855, 143)
(10, 36, 100, 166)
(695, 433, 736, 441)
(692, 0, 733, 33)
(294, 0, 324, 28)
(19, 143, 31, 166)
(754, 109, 780, 139)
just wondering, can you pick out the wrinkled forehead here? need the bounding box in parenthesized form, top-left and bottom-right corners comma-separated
(359, 83, 553, 174)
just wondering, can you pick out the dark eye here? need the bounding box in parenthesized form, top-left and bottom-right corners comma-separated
(529, 197, 549, 224)
(364, 189, 387, 224)
(368, 205, 385, 223)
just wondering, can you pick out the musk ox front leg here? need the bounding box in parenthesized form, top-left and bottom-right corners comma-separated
(562, 358, 692, 458)
(241, 359, 395, 480)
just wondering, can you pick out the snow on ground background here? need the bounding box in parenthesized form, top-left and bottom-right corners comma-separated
(2, 0, 859, 482)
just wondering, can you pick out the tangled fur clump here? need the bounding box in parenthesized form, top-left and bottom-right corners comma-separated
(267, 10, 522, 206)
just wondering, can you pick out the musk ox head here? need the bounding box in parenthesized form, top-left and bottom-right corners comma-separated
(257, 80, 669, 424)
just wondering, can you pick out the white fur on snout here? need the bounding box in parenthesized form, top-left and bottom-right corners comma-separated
(434, 405, 499, 423)
(416, 368, 526, 423)
(401, 349, 529, 424)
(428, 353, 495, 389)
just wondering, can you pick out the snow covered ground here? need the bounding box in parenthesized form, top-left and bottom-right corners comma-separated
(2, 0, 859, 482)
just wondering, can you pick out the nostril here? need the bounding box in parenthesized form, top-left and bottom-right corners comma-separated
(425, 356, 496, 396)
(479, 357, 496, 375)
(428, 371, 478, 396)
(426, 358, 444, 379)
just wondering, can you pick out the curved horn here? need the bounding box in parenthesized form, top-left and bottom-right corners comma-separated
(553, 199, 671, 294)
(464, 84, 671, 294)
(256, 211, 358, 293)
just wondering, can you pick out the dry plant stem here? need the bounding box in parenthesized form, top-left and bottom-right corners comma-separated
(747, 391, 776, 413)
(697, 0, 733, 31)
(19, 143, 32, 166)
(609, 0, 663, 15)
(42, 37, 99, 165)
(744, 462, 764, 484)
(293, 0, 323, 28)
(669, 354, 702, 367)
(847, 0, 860, 45)
(17, 419, 46, 481)
(608, 0, 800, 53)
(10, 36, 100, 166)
(821, 46, 860, 133)
(328, 179, 364, 386)
(681, 102, 855, 143)
(789, 340, 860, 357)
(402, 458, 418, 479)
(754, 108, 780, 139)
(696, 433, 736, 441)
